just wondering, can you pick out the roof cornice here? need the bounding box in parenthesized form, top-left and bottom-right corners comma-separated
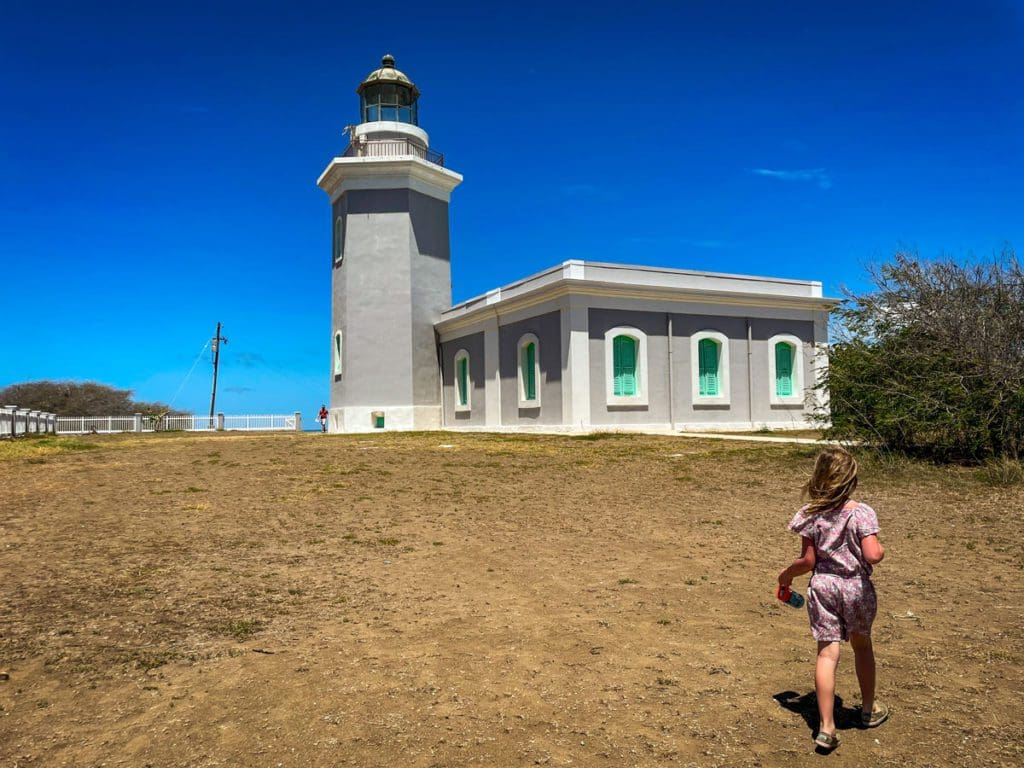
(317, 156, 463, 202)
(436, 275, 839, 334)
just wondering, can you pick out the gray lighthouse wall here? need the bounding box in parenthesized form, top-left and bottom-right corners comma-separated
(330, 187, 453, 431)
(409, 192, 452, 406)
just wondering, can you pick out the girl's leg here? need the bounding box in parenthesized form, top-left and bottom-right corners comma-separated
(815, 641, 841, 735)
(849, 632, 876, 714)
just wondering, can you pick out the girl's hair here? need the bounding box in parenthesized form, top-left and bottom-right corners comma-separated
(802, 446, 858, 517)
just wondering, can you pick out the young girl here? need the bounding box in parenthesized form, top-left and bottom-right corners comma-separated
(778, 446, 889, 750)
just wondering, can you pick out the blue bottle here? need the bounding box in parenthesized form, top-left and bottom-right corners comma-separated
(777, 585, 806, 609)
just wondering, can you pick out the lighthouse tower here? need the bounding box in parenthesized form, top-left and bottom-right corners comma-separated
(317, 56, 463, 432)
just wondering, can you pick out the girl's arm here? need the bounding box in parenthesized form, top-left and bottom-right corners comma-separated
(861, 534, 885, 564)
(778, 536, 815, 587)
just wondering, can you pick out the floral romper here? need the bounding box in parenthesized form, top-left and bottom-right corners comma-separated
(788, 501, 880, 642)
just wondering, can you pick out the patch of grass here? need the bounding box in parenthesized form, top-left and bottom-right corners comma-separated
(131, 650, 181, 671)
(218, 618, 264, 641)
(573, 432, 634, 441)
(377, 537, 400, 546)
(618, 577, 638, 585)
(977, 457, 1024, 487)
(0, 436, 99, 461)
(184, 486, 206, 493)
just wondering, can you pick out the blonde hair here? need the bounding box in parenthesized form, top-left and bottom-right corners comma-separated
(802, 446, 858, 517)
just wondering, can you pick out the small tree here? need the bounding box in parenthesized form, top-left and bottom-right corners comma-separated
(823, 249, 1023, 461)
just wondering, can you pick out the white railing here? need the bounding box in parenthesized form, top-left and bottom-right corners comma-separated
(1, 406, 59, 438)
(56, 412, 302, 434)
(55, 416, 138, 434)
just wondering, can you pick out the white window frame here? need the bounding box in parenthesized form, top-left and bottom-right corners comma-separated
(517, 333, 541, 409)
(453, 349, 471, 413)
(690, 330, 730, 406)
(768, 334, 805, 405)
(333, 330, 343, 376)
(604, 326, 648, 407)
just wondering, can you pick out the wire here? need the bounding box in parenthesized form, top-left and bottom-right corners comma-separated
(168, 339, 211, 409)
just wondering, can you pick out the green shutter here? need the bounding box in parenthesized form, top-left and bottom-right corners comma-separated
(775, 343, 793, 396)
(523, 342, 536, 401)
(698, 338, 719, 396)
(458, 357, 468, 406)
(613, 335, 637, 396)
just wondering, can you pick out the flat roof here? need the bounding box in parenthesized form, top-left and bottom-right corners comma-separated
(437, 260, 839, 329)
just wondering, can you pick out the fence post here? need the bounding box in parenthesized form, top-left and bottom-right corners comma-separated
(217, 412, 225, 431)
(1, 406, 13, 437)
(48, 413, 56, 434)
(134, 413, 143, 433)
(16, 408, 28, 436)
(294, 411, 302, 431)
(27, 410, 36, 434)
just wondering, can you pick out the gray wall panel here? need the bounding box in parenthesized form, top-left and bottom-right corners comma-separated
(587, 309, 670, 425)
(441, 332, 486, 426)
(498, 311, 563, 425)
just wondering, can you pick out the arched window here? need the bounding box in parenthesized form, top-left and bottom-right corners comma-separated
(690, 331, 731, 405)
(454, 350, 471, 411)
(333, 331, 343, 376)
(604, 327, 649, 406)
(768, 334, 804, 404)
(517, 333, 541, 408)
(333, 216, 345, 264)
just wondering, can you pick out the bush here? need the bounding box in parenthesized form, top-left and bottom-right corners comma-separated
(821, 250, 1023, 462)
(0, 380, 183, 417)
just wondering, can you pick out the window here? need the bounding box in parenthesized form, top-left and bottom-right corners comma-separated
(333, 331, 343, 376)
(454, 350, 471, 412)
(768, 334, 804, 404)
(613, 336, 637, 395)
(360, 82, 419, 125)
(690, 331, 730, 406)
(698, 338, 719, 396)
(517, 333, 541, 408)
(604, 327, 649, 406)
(333, 216, 345, 264)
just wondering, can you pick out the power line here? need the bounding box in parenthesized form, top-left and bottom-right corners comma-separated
(168, 339, 211, 409)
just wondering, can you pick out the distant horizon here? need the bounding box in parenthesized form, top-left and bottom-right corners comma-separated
(3, 0, 1021, 424)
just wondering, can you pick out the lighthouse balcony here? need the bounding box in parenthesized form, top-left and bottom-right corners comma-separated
(343, 138, 445, 168)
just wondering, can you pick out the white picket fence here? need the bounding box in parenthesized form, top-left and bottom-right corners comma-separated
(1, 406, 59, 438)
(56, 412, 302, 435)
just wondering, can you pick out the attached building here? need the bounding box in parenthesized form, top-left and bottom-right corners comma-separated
(319, 56, 838, 434)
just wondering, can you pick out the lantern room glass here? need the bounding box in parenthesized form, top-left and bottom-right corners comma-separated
(360, 83, 419, 125)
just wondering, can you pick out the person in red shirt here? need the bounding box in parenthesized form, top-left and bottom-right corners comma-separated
(317, 404, 329, 433)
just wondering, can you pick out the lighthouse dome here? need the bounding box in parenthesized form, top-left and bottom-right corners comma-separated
(357, 55, 420, 125)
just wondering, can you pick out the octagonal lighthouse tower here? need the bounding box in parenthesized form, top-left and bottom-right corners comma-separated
(317, 55, 463, 432)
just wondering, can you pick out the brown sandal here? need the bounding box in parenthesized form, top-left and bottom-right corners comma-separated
(861, 702, 890, 728)
(814, 731, 840, 750)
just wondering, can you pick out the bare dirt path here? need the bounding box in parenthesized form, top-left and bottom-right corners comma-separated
(1, 432, 1021, 767)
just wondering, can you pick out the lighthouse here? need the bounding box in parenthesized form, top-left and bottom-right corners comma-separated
(317, 55, 463, 432)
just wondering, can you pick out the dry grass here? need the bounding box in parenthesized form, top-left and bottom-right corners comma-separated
(0, 431, 1021, 767)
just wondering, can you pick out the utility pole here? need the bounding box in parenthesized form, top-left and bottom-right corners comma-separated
(209, 322, 228, 428)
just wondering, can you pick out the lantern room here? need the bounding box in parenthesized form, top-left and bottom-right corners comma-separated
(357, 54, 420, 125)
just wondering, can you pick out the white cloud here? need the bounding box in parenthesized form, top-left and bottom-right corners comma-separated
(751, 168, 832, 190)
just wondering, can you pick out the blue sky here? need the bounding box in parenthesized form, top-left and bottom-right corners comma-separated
(2, 0, 1021, 418)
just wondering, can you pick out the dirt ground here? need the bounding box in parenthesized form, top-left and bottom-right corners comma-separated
(1, 431, 1021, 767)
